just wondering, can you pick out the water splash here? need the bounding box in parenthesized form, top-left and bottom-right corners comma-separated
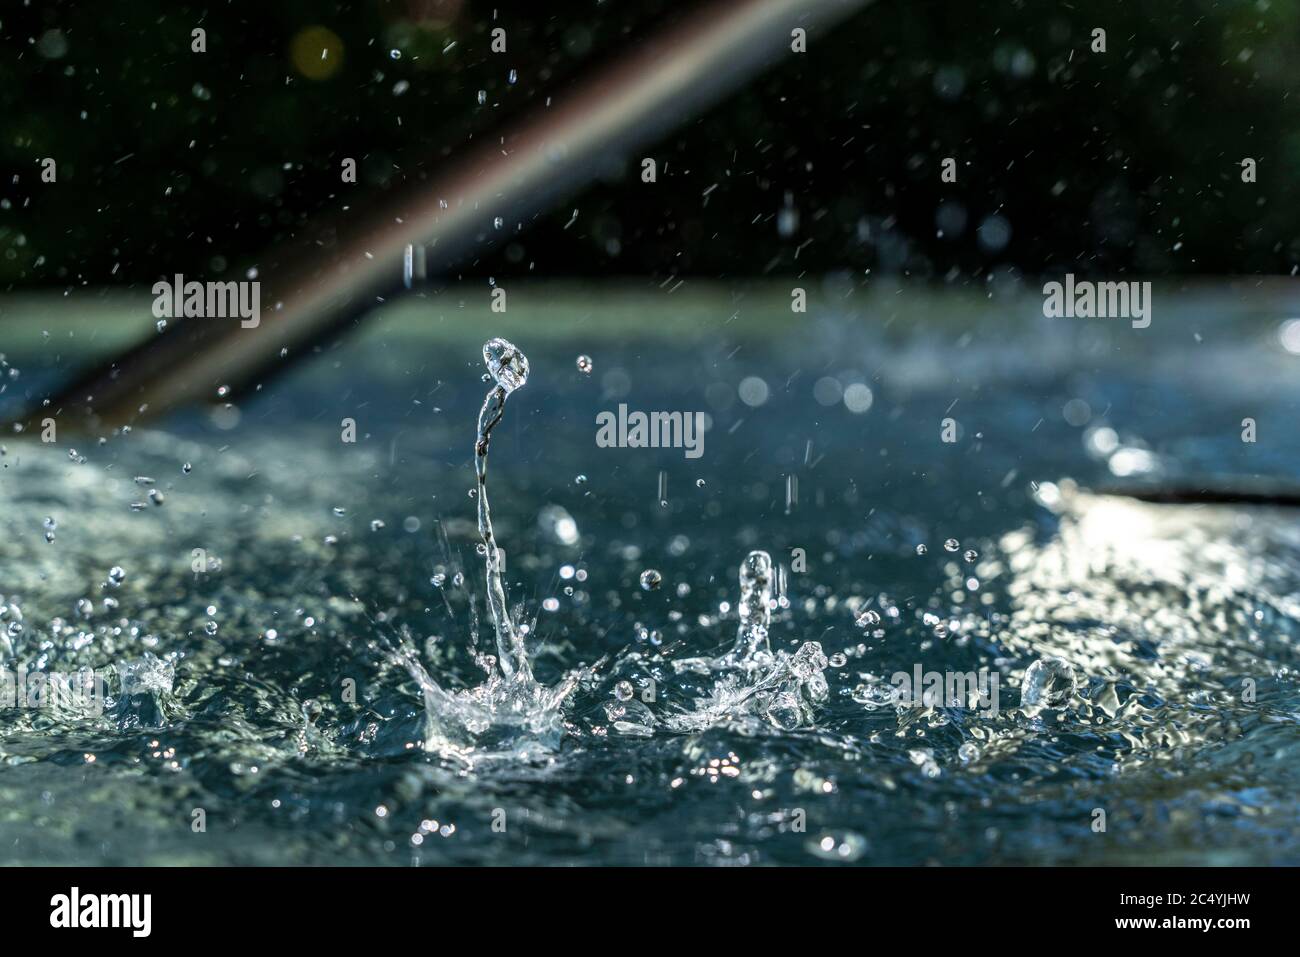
(727, 549, 774, 664)
(662, 549, 829, 731)
(476, 337, 530, 681)
(400, 339, 588, 762)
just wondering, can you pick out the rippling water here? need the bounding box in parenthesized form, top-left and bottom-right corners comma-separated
(1, 283, 1298, 864)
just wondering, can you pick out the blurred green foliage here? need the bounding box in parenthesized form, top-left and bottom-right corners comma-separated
(1, 0, 1298, 289)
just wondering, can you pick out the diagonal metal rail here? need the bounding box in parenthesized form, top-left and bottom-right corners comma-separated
(12, 0, 871, 435)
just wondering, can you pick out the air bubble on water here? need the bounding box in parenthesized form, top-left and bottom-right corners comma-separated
(696, 479, 706, 488)
(613, 680, 634, 702)
(575, 474, 587, 484)
(389, 49, 402, 60)
(576, 354, 593, 374)
(944, 538, 960, 552)
(1021, 656, 1078, 709)
(370, 519, 385, 531)
(915, 544, 927, 555)
(182, 462, 193, 473)
(107, 566, 126, 586)
(639, 569, 663, 591)
(204, 621, 219, 636)
(958, 742, 981, 763)
(963, 549, 978, 563)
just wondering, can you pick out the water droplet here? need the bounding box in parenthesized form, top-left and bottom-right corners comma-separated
(389, 49, 402, 60)
(1022, 656, 1077, 708)
(695, 479, 706, 488)
(576, 354, 593, 374)
(639, 569, 663, 591)
(482, 337, 529, 393)
(613, 680, 634, 701)
(855, 610, 881, 628)
(915, 544, 928, 555)
(963, 549, 978, 563)
(944, 538, 960, 552)
(477, 89, 487, 104)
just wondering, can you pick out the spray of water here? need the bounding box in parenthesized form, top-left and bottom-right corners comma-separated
(476, 337, 531, 683)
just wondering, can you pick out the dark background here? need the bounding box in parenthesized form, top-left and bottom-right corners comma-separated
(2, 0, 1297, 290)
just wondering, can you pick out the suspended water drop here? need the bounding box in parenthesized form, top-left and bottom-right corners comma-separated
(576, 354, 593, 374)
(695, 479, 706, 488)
(1022, 656, 1077, 708)
(482, 337, 529, 393)
(915, 544, 928, 555)
(477, 89, 487, 104)
(639, 569, 663, 591)
(963, 549, 978, 563)
(507, 68, 518, 85)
